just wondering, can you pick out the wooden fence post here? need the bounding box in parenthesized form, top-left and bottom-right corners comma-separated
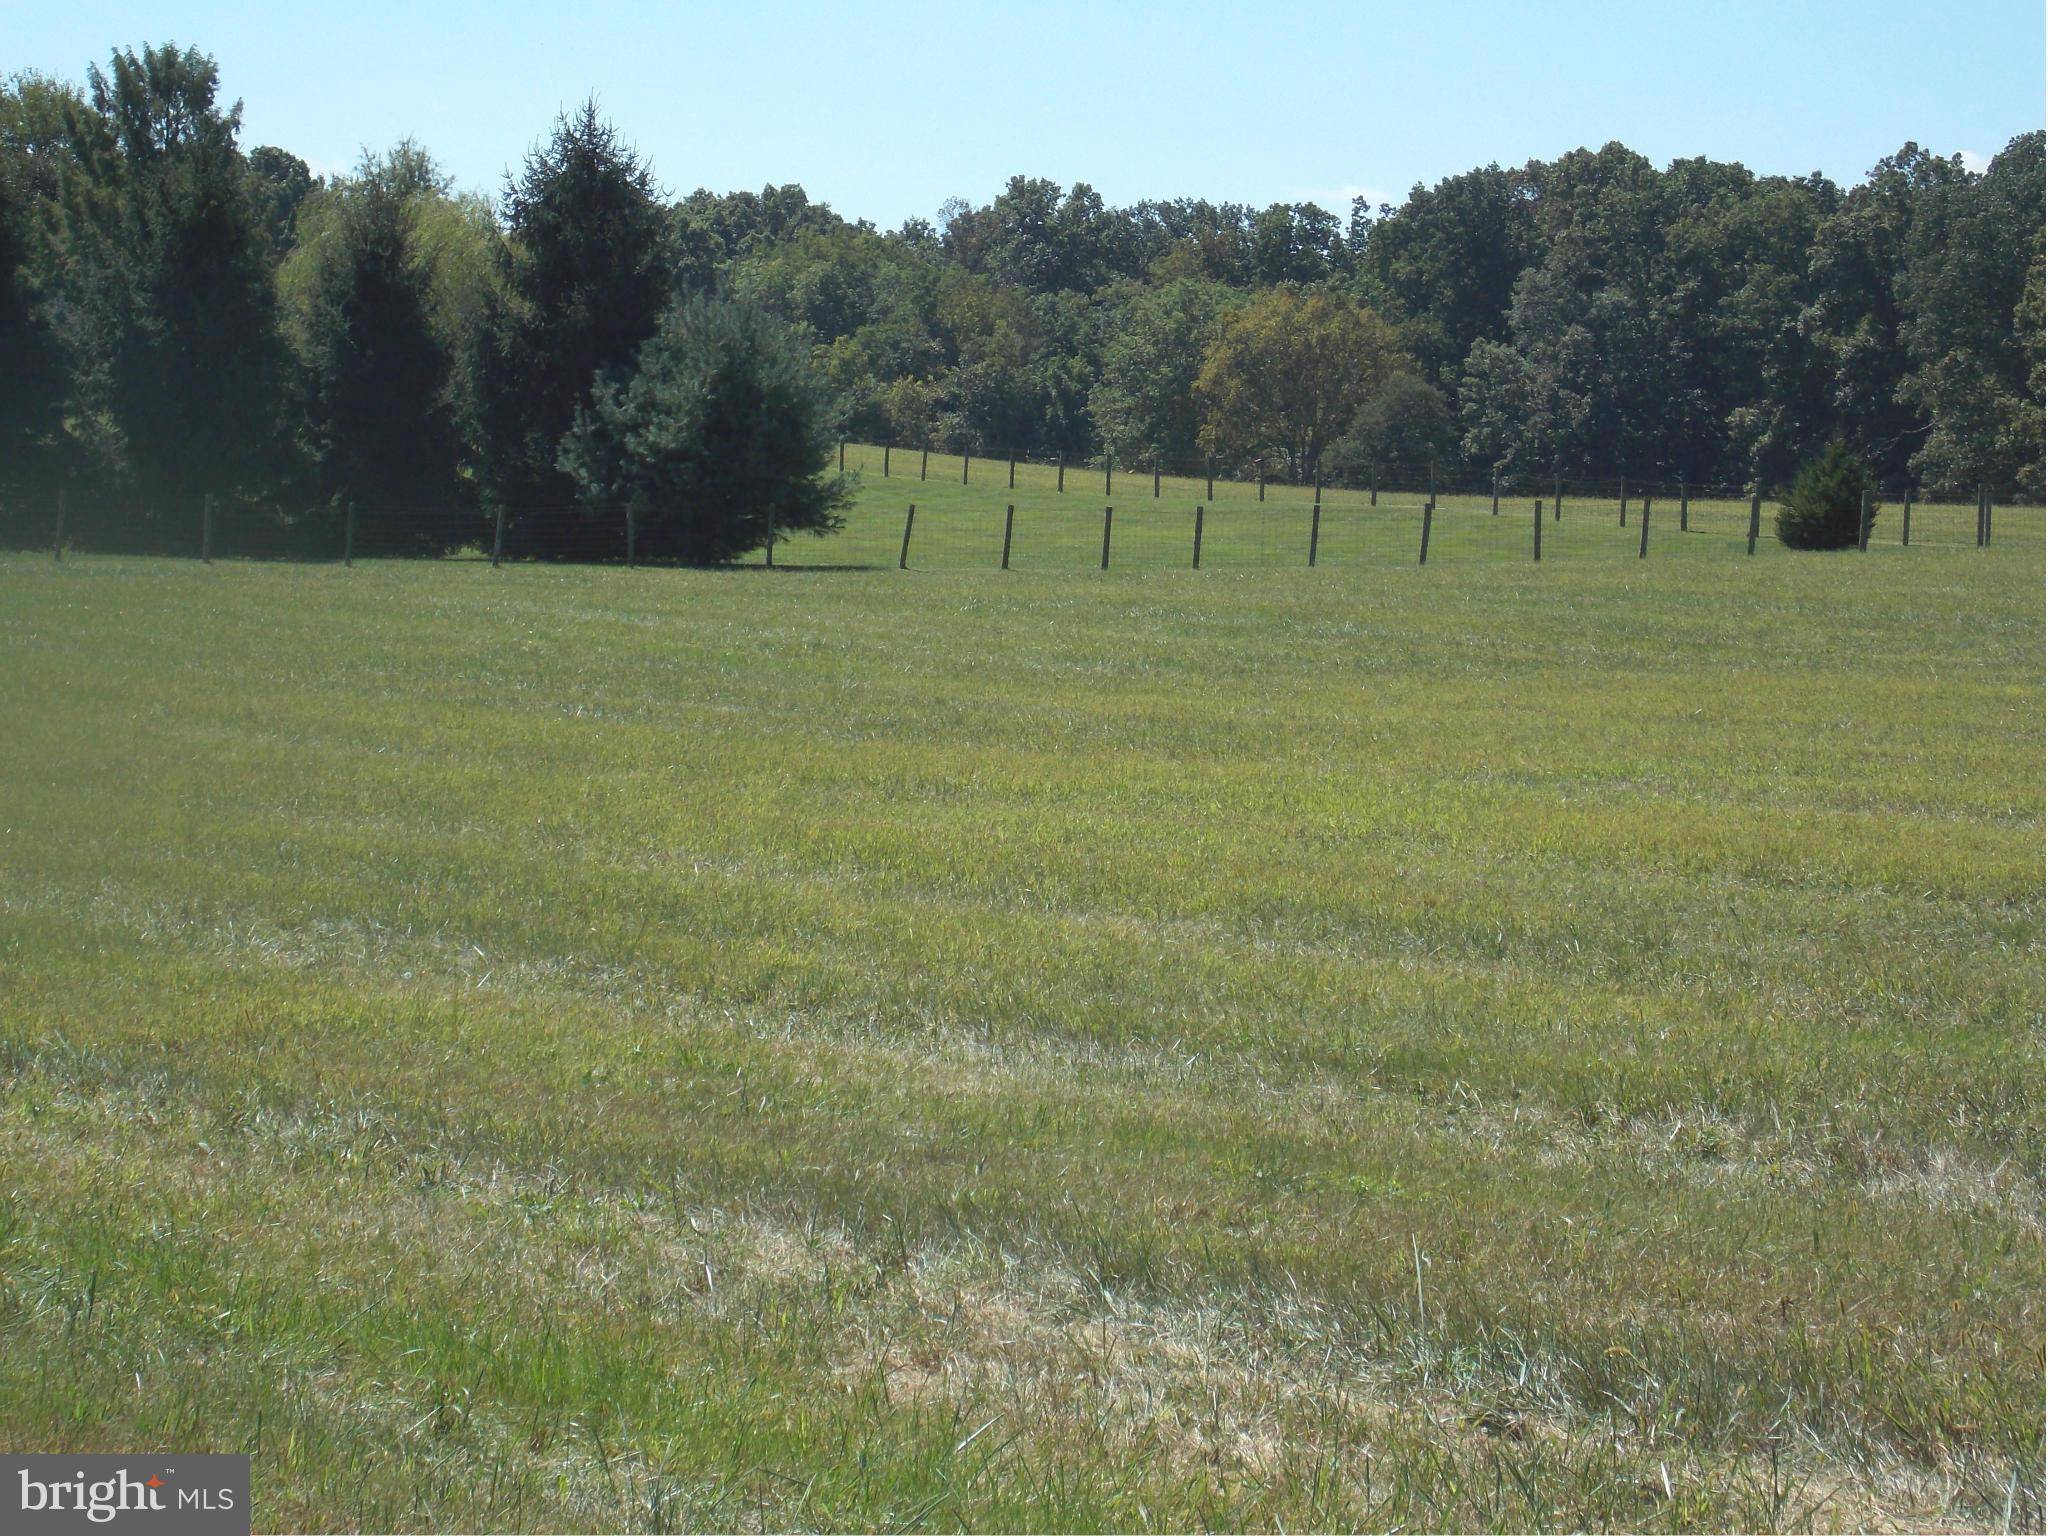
(765, 534, 774, 567)
(345, 501, 356, 567)
(1257, 463, 1265, 502)
(1100, 505, 1113, 570)
(202, 493, 214, 563)
(1008, 451, 1016, 490)
(838, 442, 845, 474)
(1858, 489, 1873, 552)
(899, 503, 916, 568)
(1192, 504, 1205, 568)
(1746, 489, 1761, 555)
(883, 442, 891, 477)
(1427, 456, 1436, 511)
(919, 445, 928, 481)
(1205, 458, 1214, 501)
(1618, 473, 1627, 526)
(1491, 472, 1500, 516)
(962, 450, 969, 485)
(1153, 463, 1162, 499)
(53, 487, 65, 562)
(1901, 488, 1912, 545)
(1678, 480, 1688, 532)
(1104, 456, 1112, 497)
(1001, 503, 1015, 569)
(1057, 455, 1065, 493)
(1419, 499, 1434, 565)
(1309, 501, 1321, 566)
(1638, 493, 1651, 558)
(492, 505, 505, 566)
(1369, 462, 1378, 507)
(1533, 499, 1542, 562)
(1553, 470, 1563, 520)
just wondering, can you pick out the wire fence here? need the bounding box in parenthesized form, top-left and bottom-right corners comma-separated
(5, 444, 2035, 570)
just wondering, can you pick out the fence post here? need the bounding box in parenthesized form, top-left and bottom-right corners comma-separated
(1491, 471, 1500, 516)
(962, 450, 969, 486)
(1309, 501, 1321, 566)
(1618, 473, 1627, 527)
(1104, 455, 1112, 498)
(1057, 455, 1065, 493)
(1418, 498, 1434, 565)
(1427, 456, 1436, 511)
(1746, 489, 1761, 555)
(345, 500, 356, 567)
(1206, 458, 1214, 501)
(1001, 504, 1014, 569)
(1678, 480, 1688, 532)
(1858, 488, 1873, 552)
(1980, 484, 1991, 546)
(920, 445, 928, 481)
(1100, 505, 1113, 570)
(899, 503, 916, 568)
(202, 493, 214, 563)
(1370, 462, 1378, 507)
(765, 534, 774, 567)
(1638, 493, 1651, 558)
(1901, 488, 1912, 546)
(1008, 450, 1016, 490)
(1192, 504, 1205, 568)
(884, 441, 891, 477)
(53, 487, 65, 561)
(839, 442, 845, 474)
(1314, 475, 1322, 507)
(492, 505, 505, 566)
(1533, 499, 1542, 562)
(1553, 470, 1563, 520)
(1153, 463, 1162, 499)
(1257, 462, 1265, 502)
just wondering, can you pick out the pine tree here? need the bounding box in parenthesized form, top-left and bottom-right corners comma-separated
(1774, 437, 1871, 549)
(472, 102, 670, 554)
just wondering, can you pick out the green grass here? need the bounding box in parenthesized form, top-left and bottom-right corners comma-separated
(1, 461, 2042, 1531)
(789, 445, 2021, 571)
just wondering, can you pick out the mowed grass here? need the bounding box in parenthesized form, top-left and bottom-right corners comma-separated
(792, 445, 2019, 572)
(0, 467, 2041, 1530)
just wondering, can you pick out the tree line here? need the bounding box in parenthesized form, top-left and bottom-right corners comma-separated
(1, 44, 2040, 561)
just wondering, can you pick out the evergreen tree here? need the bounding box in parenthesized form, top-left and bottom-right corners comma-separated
(472, 101, 669, 553)
(1775, 437, 1871, 549)
(50, 45, 285, 542)
(557, 295, 850, 564)
(0, 78, 74, 531)
(286, 143, 476, 552)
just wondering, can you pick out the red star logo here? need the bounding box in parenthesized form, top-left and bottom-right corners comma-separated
(146, 1477, 164, 1489)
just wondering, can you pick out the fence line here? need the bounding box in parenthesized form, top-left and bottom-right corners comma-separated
(4, 448, 2036, 569)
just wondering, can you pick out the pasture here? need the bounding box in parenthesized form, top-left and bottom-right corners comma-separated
(0, 470, 2040, 1530)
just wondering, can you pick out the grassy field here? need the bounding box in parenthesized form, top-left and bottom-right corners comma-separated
(0, 464, 2041, 1530)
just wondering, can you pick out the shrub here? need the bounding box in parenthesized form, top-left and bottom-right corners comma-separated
(1775, 438, 1871, 550)
(558, 295, 850, 564)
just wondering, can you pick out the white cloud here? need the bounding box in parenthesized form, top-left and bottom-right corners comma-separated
(1959, 149, 1991, 174)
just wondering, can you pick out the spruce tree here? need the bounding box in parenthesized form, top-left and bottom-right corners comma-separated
(558, 295, 850, 564)
(472, 102, 669, 554)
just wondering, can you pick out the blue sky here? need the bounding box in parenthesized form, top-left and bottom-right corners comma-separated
(13, 2, 2045, 222)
